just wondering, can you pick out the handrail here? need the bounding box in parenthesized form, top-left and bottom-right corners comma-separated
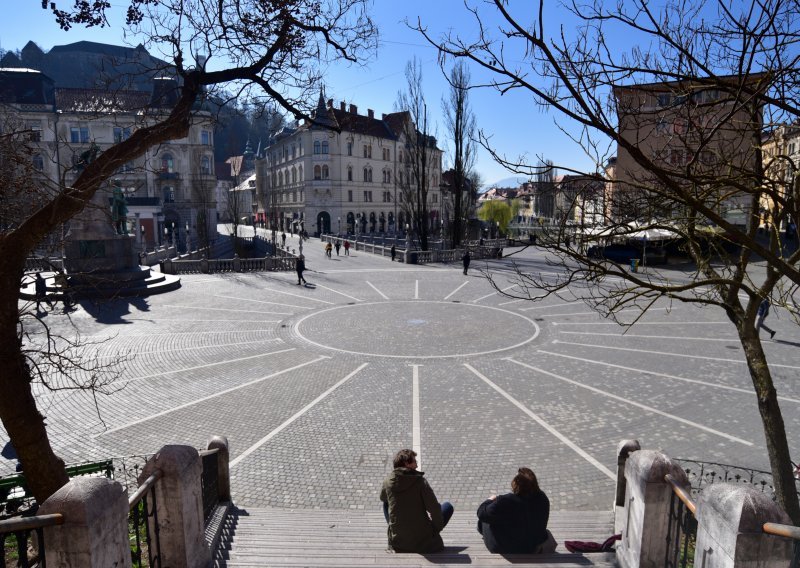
(763, 522, 800, 539)
(198, 448, 219, 457)
(128, 470, 162, 509)
(665, 473, 697, 514)
(0, 513, 64, 533)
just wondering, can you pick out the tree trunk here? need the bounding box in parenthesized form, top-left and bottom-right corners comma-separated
(0, 255, 69, 503)
(739, 328, 800, 524)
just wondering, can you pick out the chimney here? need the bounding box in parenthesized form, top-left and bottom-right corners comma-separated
(382, 113, 388, 120)
(340, 101, 346, 112)
(368, 109, 374, 119)
(349, 104, 358, 115)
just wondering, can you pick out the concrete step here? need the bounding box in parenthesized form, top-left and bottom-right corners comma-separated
(215, 508, 619, 567)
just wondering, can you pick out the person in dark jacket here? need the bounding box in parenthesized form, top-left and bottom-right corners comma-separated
(296, 255, 307, 285)
(462, 251, 471, 275)
(380, 449, 453, 553)
(477, 467, 556, 554)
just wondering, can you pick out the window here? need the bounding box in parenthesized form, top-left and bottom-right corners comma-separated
(314, 140, 321, 154)
(161, 153, 174, 172)
(322, 165, 329, 179)
(293, 191, 297, 202)
(673, 119, 688, 135)
(348, 190, 353, 202)
(363, 167, 372, 182)
(432, 193, 438, 203)
(70, 126, 90, 144)
(657, 93, 672, 107)
(321, 141, 329, 154)
(363, 144, 372, 158)
(292, 168, 297, 183)
(790, 143, 796, 155)
(113, 126, 131, 143)
(291, 145, 296, 158)
(383, 191, 392, 202)
(32, 153, 44, 171)
(347, 166, 353, 181)
(163, 186, 175, 203)
(314, 165, 322, 180)
(201, 130, 212, 145)
(347, 142, 353, 156)
(655, 119, 670, 135)
(118, 161, 134, 173)
(298, 165, 303, 181)
(200, 156, 211, 175)
(278, 171, 283, 186)
(383, 170, 391, 184)
(27, 121, 42, 142)
(363, 190, 373, 202)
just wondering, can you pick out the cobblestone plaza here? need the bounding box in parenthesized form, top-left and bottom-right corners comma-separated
(6, 235, 800, 513)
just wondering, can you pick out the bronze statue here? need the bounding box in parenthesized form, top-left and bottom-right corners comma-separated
(111, 180, 128, 235)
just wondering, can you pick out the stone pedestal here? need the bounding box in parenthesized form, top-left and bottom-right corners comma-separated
(63, 235, 137, 274)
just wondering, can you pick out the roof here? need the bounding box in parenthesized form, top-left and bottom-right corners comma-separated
(48, 41, 153, 59)
(55, 88, 151, 112)
(0, 69, 55, 105)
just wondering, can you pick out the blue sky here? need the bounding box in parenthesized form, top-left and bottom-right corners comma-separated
(1, 1, 604, 187)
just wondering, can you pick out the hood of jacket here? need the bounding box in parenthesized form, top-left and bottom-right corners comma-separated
(385, 467, 425, 493)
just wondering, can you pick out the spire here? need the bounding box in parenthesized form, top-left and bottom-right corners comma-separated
(311, 88, 338, 130)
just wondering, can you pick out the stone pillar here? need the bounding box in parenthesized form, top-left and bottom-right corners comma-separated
(615, 439, 641, 534)
(38, 477, 130, 568)
(693, 484, 792, 568)
(207, 435, 231, 502)
(140, 445, 211, 568)
(616, 449, 690, 568)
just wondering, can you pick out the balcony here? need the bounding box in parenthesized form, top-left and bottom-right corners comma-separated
(158, 171, 180, 180)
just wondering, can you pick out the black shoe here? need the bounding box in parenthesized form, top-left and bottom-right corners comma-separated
(771, 331, 776, 339)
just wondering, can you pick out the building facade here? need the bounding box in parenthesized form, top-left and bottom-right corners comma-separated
(257, 97, 443, 237)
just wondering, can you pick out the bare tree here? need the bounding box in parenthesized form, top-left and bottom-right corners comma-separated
(422, 0, 800, 521)
(0, 0, 376, 503)
(397, 58, 441, 251)
(442, 61, 478, 248)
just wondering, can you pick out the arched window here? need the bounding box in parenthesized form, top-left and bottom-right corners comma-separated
(271, 173, 277, 187)
(313, 140, 321, 154)
(278, 171, 283, 186)
(200, 155, 211, 175)
(32, 153, 44, 171)
(161, 153, 174, 172)
(322, 165, 329, 179)
(321, 141, 329, 154)
(347, 166, 353, 181)
(298, 165, 303, 181)
(314, 165, 322, 180)
(363, 167, 372, 182)
(291, 168, 297, 184)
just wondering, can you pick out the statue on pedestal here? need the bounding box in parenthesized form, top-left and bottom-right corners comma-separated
(111, 181, 129, 235)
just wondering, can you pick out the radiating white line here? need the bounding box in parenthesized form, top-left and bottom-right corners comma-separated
(554, 321, 730, 326)
(463, 363, 614, 479)
(94, 338, 283, 359)
(505, 358, 753, 445)
(560, 331, 740, 342)
(231, 363, 369, 468)
(518, 300, 583, 312)
(259, 288, 335, 305)
(537, 349, 800, 403)
(498, 298, 525, 306)
(91, 330, 279, 340)
(311, 283, 363, 303)
(412, 365, 422, 469)
(415, 280, 419, 300)
(118, 348, 297, 384)
(554, 340, 800, 370)
(214, 294, 312, 310)
(99, 356, 329, 436)
(472, 284, 517, 303)
(124, 319, 270, 323)
(443, 281, 469, 301)
(163, 305, 293, 315)
(365, 281, 389, 299)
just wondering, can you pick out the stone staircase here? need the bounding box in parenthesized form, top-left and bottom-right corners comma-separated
(215, 508, 619, 567)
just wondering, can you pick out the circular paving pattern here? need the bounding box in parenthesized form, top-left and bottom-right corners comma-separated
(293, 301, 541, 358)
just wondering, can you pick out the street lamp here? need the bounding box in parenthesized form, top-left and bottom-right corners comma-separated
(338, 216, 341, 235)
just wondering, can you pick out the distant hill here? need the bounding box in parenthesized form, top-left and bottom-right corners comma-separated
(481, 175, 529, 192)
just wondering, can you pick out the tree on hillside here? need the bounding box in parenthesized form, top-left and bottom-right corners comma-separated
(397, 58, 441, 251)
(0, 0, 375, 504)
(422, 0, 800, 521)
(442, 61, 478, 248)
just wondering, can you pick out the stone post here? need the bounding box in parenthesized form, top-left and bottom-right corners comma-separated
(38, 477, 130, 568)
(616, 449, 690, 568)
(207, 435, 231, 502)
(615, 439, 641, 534)
(693, 484, 792, 568)
(140, 445, 211, 568)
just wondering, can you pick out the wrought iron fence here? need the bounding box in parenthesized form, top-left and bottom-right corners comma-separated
(128, 471, 162, 568)
(0, 512, 63, 568)
(673, 458, 800, 499)
(665, 474, 697, 568)
(199, 449, 220, 523)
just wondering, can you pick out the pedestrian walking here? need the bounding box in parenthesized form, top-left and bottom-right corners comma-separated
(34, 273, 51, 311)
(281, 232, 286, 247)
(391, 245, 396, 261)
(756, 298, 776, 339)
(325, 242, 333, 258)
(344, 240, 350, 255)
(296, 255, 307, 285)
(564, 235, 570, 248)
(335, 241, 341, 256)
(462, 250, 471, 275)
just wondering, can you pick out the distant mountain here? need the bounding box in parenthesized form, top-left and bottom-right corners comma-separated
(482, 175, 529, 192)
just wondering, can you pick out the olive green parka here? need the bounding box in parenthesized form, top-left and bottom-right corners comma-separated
(380, 467, 444, 553)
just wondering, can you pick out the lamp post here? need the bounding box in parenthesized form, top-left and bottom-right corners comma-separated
(405, 223, 411, 263)
(163, 226, 168, 247)
(186, 221, 191, 252)
(496, 221, 500, 239)
(338, 216, 341, 236)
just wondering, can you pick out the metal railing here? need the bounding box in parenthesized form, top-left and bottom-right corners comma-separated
(199, 449, 220, 523)
(128, 470, 163, 568)
(674, 458, 800, 499)
(665, 473, 697, 568)
(0, 513, 64, 568)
